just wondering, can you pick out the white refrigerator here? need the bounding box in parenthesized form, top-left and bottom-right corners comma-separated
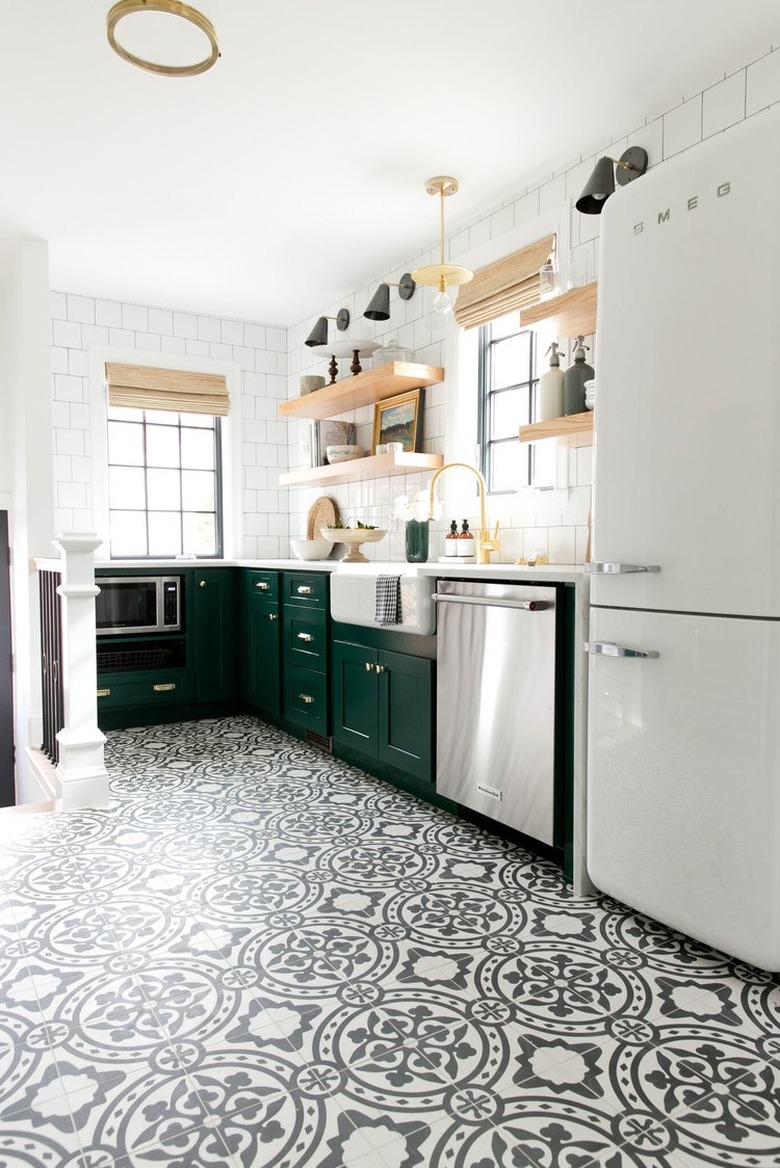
(587, 105, 780, 970)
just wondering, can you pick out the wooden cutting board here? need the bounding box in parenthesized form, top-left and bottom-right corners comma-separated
(306, 496, 339, 540)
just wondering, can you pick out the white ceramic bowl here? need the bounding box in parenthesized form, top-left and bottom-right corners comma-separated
(326, 444, 364, 464)
(290, 538, 332, 561)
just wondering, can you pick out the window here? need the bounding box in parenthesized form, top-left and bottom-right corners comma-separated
(107, 407, 223, 558)
(478, 310, 555, 493)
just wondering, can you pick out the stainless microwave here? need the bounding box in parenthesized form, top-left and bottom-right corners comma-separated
(95, 576, 181, 636)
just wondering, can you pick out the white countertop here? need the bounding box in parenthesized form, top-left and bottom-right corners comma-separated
(89, 558, 587, 583)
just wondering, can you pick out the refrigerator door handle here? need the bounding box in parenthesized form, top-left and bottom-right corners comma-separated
(587, 562, 661, 574)
(585, 641, 660, 659)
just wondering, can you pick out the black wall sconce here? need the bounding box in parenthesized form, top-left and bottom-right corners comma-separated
(363, 274, 416, 321)
(575, 146, 648, 214)
(304, 308, 350, 348)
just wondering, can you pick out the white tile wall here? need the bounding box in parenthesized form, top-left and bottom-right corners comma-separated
(50, 44, 780, 565)
(50, 295, 289, 557)
(283, 44, 780, 566)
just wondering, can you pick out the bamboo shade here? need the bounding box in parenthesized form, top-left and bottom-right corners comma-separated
(105, 363, 229, 416)
(453, 233, 556, 330)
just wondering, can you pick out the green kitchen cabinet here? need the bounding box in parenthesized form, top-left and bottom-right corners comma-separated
(240, 570, 281, 715)
(192, 568, 236, 702)
(282, 571, 329, 736)
(332, 638, 433, 782)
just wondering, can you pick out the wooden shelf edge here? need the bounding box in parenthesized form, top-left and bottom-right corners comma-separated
(279, 452, 444, 488)
(278, 361, 445, 421)
(520, 282, 598, 337)
(519, 411, 594, 447)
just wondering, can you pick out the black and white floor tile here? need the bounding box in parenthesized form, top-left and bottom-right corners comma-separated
(1, 715, 779, 1168)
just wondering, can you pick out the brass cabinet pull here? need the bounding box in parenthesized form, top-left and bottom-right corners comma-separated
(255, 581, 269, 591)
(199, 580, 207, 588)
(296, 585, 312, 595)
(297, 632, 314, 642)
(298, 693, 314, 704)
(269, 613, 278, 621)
(97, 688, 111, 698)
(153, 683, 176, 692)
(375, 663, 386, 674)
(365, 661, 374, 672)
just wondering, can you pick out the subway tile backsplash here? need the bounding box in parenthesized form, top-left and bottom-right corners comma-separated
(50, 44, 779, 564)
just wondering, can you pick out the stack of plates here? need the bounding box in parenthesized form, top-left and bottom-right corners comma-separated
(584, 378, 596, 411)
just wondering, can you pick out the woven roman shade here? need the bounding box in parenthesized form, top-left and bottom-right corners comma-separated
(105, 363, 229, 416)
(453, 234, 556, 330)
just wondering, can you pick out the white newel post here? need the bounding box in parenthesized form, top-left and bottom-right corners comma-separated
(54, 533, 109, 809)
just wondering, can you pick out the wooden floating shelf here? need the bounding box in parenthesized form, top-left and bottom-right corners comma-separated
(519, 411, 594, 447)
(280, 451, 444, 488)
(520, 281, 598, 337)
(278, 361, 445, 421)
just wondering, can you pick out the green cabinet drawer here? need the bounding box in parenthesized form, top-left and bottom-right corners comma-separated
(284, 664, 328, 735)
(96, 669, 195, 709)
(283, 608, 327, 669)
(245, 570, 279, 602)
(284, 571, 328, 609)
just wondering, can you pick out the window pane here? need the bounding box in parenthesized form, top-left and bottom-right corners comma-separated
(532, 441, 556, 489)
(492, 333, 531, 389)
(109, 466, 146, 510)
(181, 427, 215, 469)
(108, 421, 144, 466)
(146, 409, 179, 425)
(108, 406, 141, 422)
(147, 468, 182, 511)
(109, 511, 147, 557)
(185, 413, 214, 428)
(148, 512, 182, 557)
(146, 425, 180, 468)
(182, 469, 215, 511)
(491, 440, 528, 493)
(491, 387, 529, 439)
(490, 310, 521, 341)
(183, 512, 216, 557)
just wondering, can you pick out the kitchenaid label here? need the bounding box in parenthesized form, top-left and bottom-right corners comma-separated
(633, 181, 731, 234)
(477, 783, 503, 802)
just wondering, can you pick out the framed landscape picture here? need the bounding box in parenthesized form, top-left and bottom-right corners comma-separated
(372, 389, 423, 453)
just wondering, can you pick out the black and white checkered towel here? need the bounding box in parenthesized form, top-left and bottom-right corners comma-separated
(375, 574, 402, 626)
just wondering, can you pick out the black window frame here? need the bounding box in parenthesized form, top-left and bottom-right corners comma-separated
(477, 317, 538, 494)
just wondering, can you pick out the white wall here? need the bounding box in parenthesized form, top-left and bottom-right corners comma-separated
(50, 293, 290, 559)
(284, 43, 780, 564)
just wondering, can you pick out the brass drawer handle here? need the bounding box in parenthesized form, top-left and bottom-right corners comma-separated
(297, 632, 314, 642)
(97, 688, 111, 698)
(269, 613, 278, 621)
(153, 683, 176, 693)
(296, 585, 312, 595)
(365, 661, 374, 672)
(255, 581, 269, 591)
(199, 580, 207, 588)
(375, 664, 386, 674)
(298, 693, 314, 704)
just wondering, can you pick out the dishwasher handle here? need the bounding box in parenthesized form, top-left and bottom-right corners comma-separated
(433, 593, 549, 611)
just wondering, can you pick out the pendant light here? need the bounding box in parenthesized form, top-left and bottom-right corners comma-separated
(106, 1, 220, 77)
(411, 177, 473, 314)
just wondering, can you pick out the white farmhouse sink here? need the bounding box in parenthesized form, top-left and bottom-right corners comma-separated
(330, 563, 436, 635)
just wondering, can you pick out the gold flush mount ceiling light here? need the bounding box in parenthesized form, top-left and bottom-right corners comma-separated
(107, 1, 219, 77)
(411, 177, 473, 315)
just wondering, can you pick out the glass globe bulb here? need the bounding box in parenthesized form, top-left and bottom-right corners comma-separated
(433, 288, 453, 314)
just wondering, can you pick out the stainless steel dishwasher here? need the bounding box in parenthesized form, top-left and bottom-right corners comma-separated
(434, 578, 558, 845)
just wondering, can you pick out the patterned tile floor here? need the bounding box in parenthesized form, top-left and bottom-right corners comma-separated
(0, 716, 779, 1168)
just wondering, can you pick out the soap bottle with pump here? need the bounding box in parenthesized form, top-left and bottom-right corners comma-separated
(445, 520, 460, 557)
(537, 341, 565, 420)
(459, 520, 476, 558)
(563, 336, 594, 416)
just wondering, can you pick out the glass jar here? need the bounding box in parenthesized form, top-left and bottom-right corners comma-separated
(405, 520, 429, 563)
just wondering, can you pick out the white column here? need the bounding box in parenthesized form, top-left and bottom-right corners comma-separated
(54, 533, 108, 809)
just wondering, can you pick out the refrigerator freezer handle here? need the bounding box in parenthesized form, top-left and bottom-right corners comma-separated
(587, 562, 661, 574)
(585, 641, 660, 659)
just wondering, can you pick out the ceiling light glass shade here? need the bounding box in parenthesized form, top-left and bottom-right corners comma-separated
(411, 177, 473, 315)
(364, 283, 390, 321)
(106, 1, 220, 77)
(305, 317, 329, 348)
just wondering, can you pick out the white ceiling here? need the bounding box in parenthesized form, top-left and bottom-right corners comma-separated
(2, 1, 779, 326)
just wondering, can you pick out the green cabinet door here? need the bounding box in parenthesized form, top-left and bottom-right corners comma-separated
(192, 569, 236, 702)
(239, 571, 281, 714)
(332, 640, 378, 757)
(377, 649, 433, 782)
